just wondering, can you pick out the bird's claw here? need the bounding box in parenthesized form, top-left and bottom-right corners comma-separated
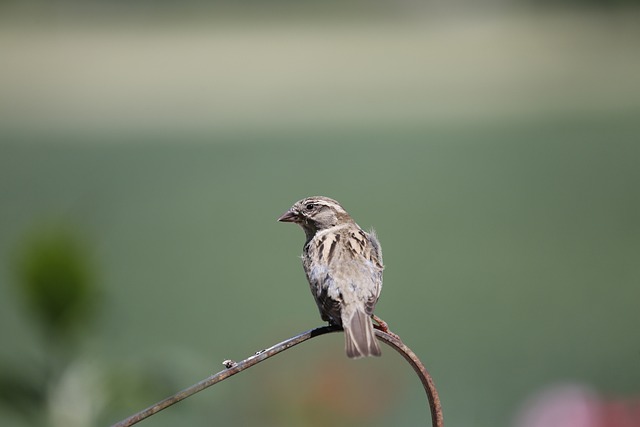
(372, 314, 401, 340)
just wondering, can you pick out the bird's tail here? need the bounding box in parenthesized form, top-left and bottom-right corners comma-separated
(344, 310, 381, 359)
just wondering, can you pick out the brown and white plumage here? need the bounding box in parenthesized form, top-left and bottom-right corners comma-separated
(278, 196, 383, 358)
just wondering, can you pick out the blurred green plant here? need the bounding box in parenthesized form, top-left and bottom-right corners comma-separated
(1, 225, 175, 427)
(0, 225, 99, 425)
(14, 226, 96, 340)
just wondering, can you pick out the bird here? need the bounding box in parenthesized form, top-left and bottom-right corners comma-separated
(278, 196, 384, 358)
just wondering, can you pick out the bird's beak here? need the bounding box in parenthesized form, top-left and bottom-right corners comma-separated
(278, 209, 299, 223)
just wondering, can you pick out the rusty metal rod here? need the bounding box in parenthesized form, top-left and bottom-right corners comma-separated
(110, 325, 442, 427)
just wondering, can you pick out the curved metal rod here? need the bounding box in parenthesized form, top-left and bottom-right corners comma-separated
(374, 328, 443, 427)
(110, 325, 442, 427)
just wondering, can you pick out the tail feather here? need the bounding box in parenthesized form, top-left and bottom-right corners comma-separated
(344, 310, 381, 359)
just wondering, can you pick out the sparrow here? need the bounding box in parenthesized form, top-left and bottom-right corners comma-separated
(278, 196, 383, 358)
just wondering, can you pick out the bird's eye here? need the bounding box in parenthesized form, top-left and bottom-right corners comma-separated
(305, 203, 315, 211)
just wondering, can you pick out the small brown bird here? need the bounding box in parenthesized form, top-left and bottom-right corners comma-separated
(278, 196, 383, 358)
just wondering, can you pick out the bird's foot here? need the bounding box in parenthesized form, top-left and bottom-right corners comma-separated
(372, 315, 401, 340)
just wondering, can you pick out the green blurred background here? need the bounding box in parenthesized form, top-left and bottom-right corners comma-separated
(1, 1, 639, 426)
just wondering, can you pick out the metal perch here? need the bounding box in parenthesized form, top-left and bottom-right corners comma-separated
(110, 325, 443, 427)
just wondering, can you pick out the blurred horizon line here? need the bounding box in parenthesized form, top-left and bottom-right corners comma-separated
(1, 7, 639, 138)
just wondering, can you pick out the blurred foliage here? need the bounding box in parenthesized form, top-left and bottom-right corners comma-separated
(0, 226, 97, 426)
(1, 226, 167, 427)
(0, 370, 46, 422)
(14, 227, 95, 339)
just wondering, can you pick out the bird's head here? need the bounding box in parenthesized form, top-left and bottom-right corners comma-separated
(278, 196, 352, 238)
